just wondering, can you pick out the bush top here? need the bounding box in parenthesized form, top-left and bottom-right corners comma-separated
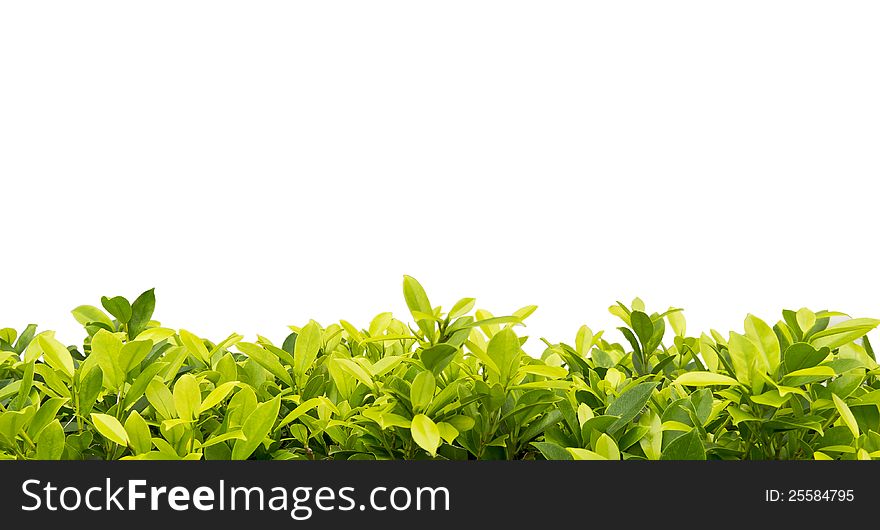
(1, 276, 878, 461)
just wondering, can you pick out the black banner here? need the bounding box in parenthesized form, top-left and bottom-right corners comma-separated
(1, 461, 874, 526)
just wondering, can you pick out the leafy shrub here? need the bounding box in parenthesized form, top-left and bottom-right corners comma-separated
(1, 277, 878, 460)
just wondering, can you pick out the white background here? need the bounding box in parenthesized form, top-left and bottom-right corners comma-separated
(1, 2, 878, 354)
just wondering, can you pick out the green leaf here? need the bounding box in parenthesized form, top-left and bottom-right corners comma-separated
(567, 447, 607, 460)
(118, 340, 152, 374)
(335, 358, 374, 389)
(146, 378, 176, 420)
(750, 390, 790, 408)
(783, 365, 836, 386)
(124, 411, 152, 455)
(91, 413, 129, 446)
(200, 430, 246, 448)
(237, 342, 293, 387)
(71, 305, 113, 328)
(832, 394, 859, 439)
(449, 298, 476, 319)
(575, 325, 593, 357)
(121, 362, 168, 410)
(277, 397, 324, 428)
(672, 372, 741, 387)
(699, 333, 719, 372)
(765, 415, 825, 435)
(595, 433, 620, 460)
(532, 441, 572, 460)
(639, 411, 662, 460)
(811, 318, 880, 350)
(14, 361, 34, 410)
(77, 366, 104, 416)
(606, 382, 657, 432)
(26, 398, 68, 439)
(128, 288, 156, 339)
(37, 335, 74, 379)
(487, 328, 522, 386)
(370, 355, 404, 377)
(728, 332, 760, 384)
(631, 311, 654, 348)
(199, 382, 239, 414)
(667, 310, 686, 337)
(35, 420, 65, 460)
(410, 414, 441, 457)
(90, 329, 125, 390)
(0, 409, 31, 445)
(403, 275, 432, 316)
(232, 396, 281, 460)
(134, 327, 177, 344)
(173, 374, 201, 421)
(101, 296, 132, 324)
(784, 342, 830, 373)
(410, 371, 436, 412)
(436, 422, 459, 444)
(744, 314, 781, 372)
(796, 308, 816, 336)
(519, 364, 568, 379)
(661, 429, 706, 460)
(293, 321, 322, 387)
(420, 343, 458, 375)
(403, 275, 434, 340)
(180, 329, 212, 364)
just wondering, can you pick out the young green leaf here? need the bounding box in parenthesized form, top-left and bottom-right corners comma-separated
(71, 305, 114, 328)
(91, 413, 129, 446)
(594, 433, 620, 460)
(237, 342, 293, 387)
(410, 371, 436, 412)
(672, 372, 740, 387)
(101, 296, 132, 324)
(124, 411, 152, 455)
(410, 414, 441, 457)
(606, 382, 657, 432)
(35, 420, 65, 460)
(173, 374, 201, 421)
(37, 335, 74, 379)
(532, 441, 572, 460)
(180, 329, 212, 364)
(231, 396, 281, 460)
(90, 329, 125, 390)
(128, 288, 156, 339)
(832, 394, 860, 439)
(146, 378, 176, 420)
(420, 343, 458, 375)
(487, 328, 522, 386)
(293, 321, 322, 387)
(403, 276, 434, 341)
(661, 430, 706, 460)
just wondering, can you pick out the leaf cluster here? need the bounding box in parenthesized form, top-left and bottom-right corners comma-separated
(1, 279, 879, 460)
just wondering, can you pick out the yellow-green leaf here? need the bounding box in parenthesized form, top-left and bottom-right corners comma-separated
(411, 414, 441, 456)
(832, 394, 859, 438)
(595, 433, 620, 460)
(567, 447, 607, 460)
(672, 372, 740, 387)
(173, 374, 201, 421)
(37, 335, 74, 379)
(199, 382, 239, 414)
(91, 413, 129, 446)
(180, 329, 212, 364)
(293, 321, 322, 386)
(124, 411, 152, 455)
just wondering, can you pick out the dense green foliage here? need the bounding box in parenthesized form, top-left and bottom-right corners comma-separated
(1, 277, 879, 460)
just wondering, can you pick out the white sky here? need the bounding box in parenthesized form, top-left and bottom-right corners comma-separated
(1, 1, 878, 356)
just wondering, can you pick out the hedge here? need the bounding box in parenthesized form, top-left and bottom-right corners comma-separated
(1, 276, 878, 460)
